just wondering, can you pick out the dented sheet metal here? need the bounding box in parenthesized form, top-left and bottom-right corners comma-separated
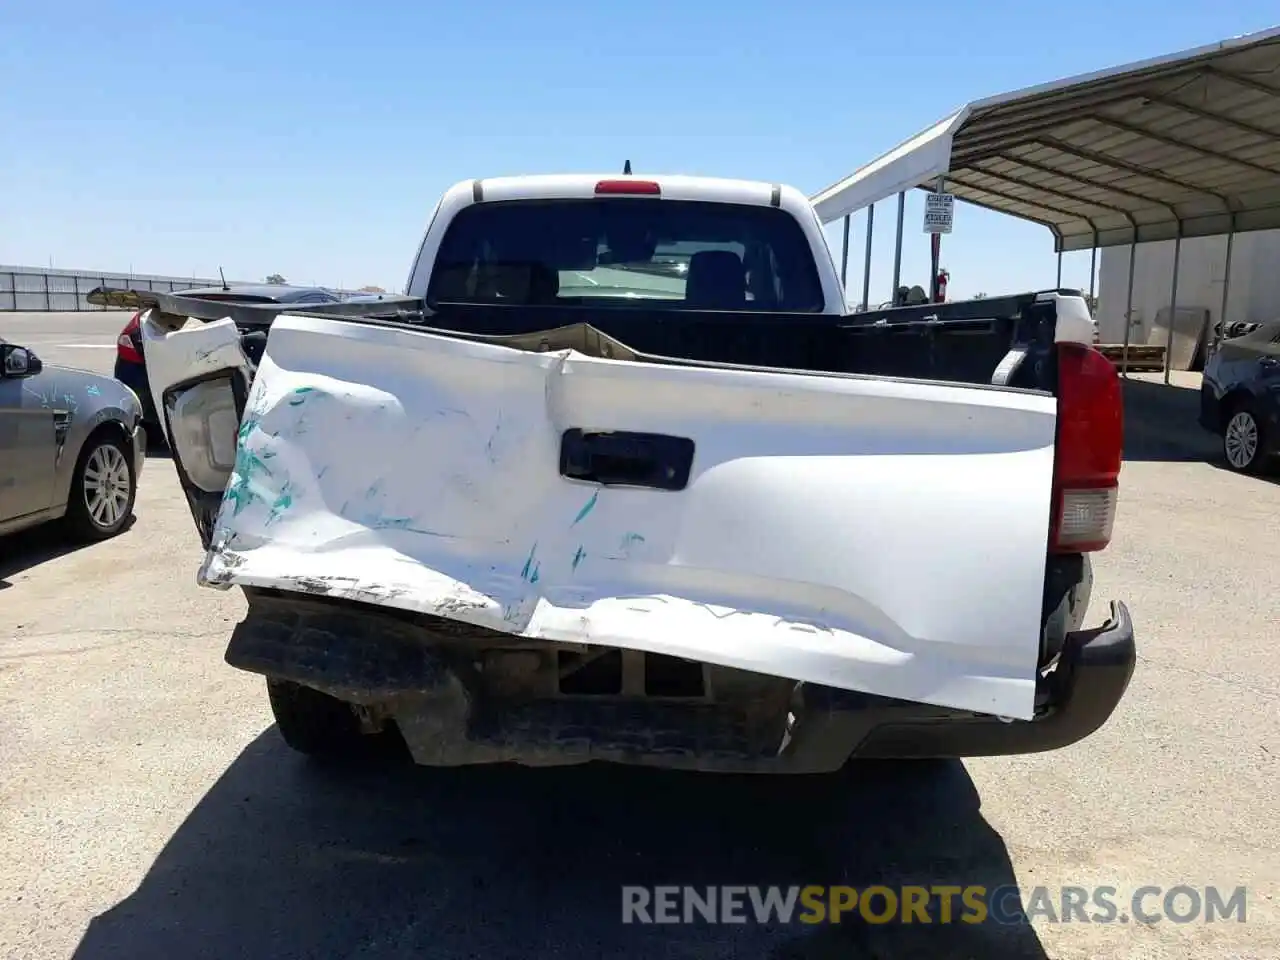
(145, 313, 1060, 721)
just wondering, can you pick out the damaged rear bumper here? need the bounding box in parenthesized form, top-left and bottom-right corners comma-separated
(230, 590, 1136, 773)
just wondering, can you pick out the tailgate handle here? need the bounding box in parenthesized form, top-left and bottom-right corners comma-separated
(560, 429, 694, 491)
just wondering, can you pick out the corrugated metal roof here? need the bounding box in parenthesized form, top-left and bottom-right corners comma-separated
(811, 26, 1280, 251)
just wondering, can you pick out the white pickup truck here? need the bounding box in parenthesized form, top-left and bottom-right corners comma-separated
(126, 172, 1134, 773)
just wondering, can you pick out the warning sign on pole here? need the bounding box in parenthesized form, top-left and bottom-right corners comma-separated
(923, 193, 954, 234)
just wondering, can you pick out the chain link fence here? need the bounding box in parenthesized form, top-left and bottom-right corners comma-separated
(0, 266, 370, 311)
(0, 265, 223, 311)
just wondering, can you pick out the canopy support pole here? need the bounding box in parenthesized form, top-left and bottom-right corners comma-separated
(1056, 250, 1063, 288)
(1214, 228, 1235, 355)
(1088, 245, 1097, 299)
(840, 215, 850, 288)
(1163, 231, 1182, 384)
(928, 177, 945, 302)
(861, 203, 875, 311)
(891, 192, 905, 302)
(1121, 239, 1137, 380)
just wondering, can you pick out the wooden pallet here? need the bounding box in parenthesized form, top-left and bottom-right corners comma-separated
(1096, 344, 1166, 373)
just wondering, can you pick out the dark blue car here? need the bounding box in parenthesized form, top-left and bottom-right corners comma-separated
(1199, 319, 1280, 474)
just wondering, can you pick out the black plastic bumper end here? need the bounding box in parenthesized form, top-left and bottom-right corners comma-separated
(850, 601, 1136, 759)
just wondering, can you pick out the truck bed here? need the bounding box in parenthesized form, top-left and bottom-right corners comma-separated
(131, 286, 1070, 395)
(412, 293, 1061, 393)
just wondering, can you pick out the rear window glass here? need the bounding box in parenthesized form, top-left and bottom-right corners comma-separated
(428, 198, 825, 312)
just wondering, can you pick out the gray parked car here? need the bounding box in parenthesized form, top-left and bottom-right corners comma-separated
(0, 337, 145, 541)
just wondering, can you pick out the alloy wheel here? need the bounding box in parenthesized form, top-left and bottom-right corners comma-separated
(82, 443, 132, 529)
(1224, 410, 1259, 470)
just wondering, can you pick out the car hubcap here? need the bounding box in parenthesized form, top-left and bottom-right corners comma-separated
(83, 445, 131, 527)
(1224, 412, 1258, 468)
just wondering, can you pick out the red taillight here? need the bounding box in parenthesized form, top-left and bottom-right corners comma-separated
(594, 179, 661, 196)
(1050, 343, 1123, 553)
(117, 312, 144, 364)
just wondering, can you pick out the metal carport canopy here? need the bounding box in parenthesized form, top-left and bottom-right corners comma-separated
(810, 26, 1280, 252)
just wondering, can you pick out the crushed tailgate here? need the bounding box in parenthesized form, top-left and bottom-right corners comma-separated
(145, 312, 1059, 720)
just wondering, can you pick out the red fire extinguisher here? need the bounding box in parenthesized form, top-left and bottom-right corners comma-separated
(934, 268, 949, 303)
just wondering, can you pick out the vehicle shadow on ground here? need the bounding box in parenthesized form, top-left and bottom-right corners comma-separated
(1207, 459, 1280, 486)
(1120, 380, 1280, 481)
(0, 516, 136, 588)
(1120, 378, 1217, 464)
(73, 731, 1048, 960)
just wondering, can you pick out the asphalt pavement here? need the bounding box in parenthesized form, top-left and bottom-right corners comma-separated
(1, 311, 132, 377)
(0, 311, 1277, 959)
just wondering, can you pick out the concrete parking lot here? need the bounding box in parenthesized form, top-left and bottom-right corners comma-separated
(0, 311, 131, 375)
(1, 311, 1277, 959)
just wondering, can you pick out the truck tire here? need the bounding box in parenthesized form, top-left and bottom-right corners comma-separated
(266, 679, 400, 764)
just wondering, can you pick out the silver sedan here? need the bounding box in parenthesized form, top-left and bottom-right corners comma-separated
(0, 337, 146, 541)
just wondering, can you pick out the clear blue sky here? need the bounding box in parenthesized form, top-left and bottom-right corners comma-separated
(2, 1, 1276, 299)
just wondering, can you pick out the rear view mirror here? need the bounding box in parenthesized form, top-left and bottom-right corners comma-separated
(1, 345, 41, 379)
